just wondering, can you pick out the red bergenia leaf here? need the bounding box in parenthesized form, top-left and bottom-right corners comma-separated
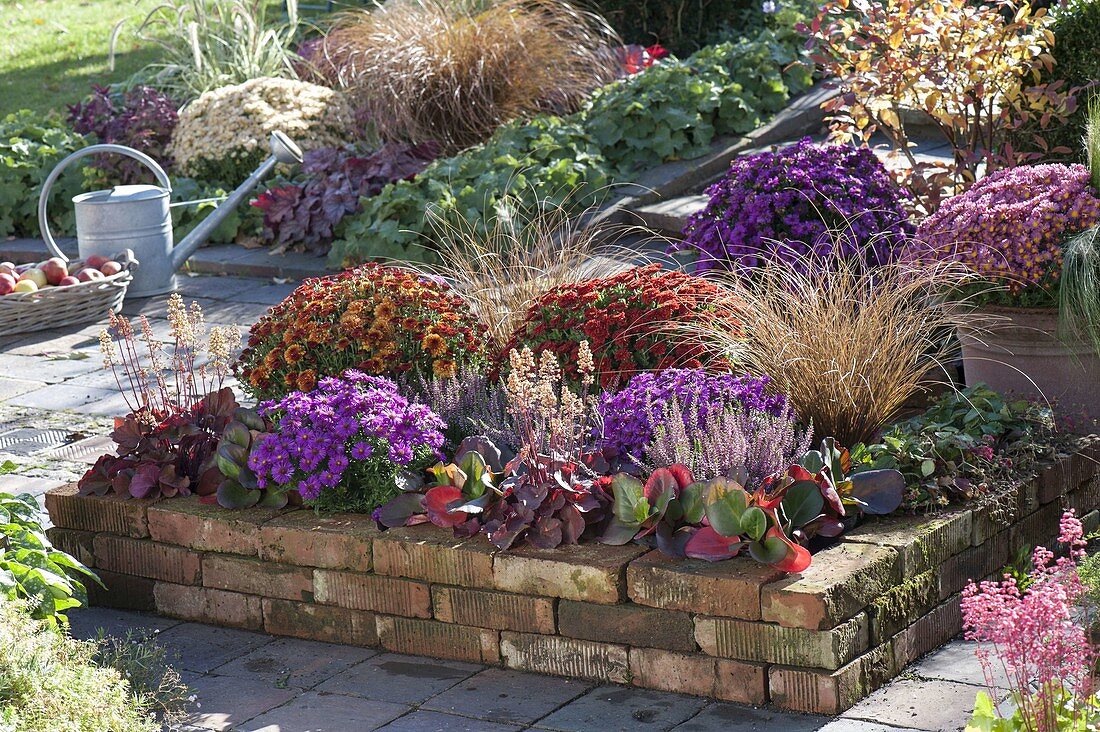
(684, 526, 744, 562)
(424, 485, 468, 528)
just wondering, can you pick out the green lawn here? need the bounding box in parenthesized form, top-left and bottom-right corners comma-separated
(0, 0, 167, 118)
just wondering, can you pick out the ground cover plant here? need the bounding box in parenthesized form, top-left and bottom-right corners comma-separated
(806, 0, 1077, 212)
(237, 263, 490, 400)
(0, 110, 86, 239)
(677, 138, 912, 272)
(319, 0, 620, 154)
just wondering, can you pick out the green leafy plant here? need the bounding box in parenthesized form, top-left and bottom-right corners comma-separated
(0, 493, 98, 625)
(113, 0, 304, 100)
(0, 110, 87, 239)
(853, 385, 1061, 512)
(966, 687, 1100, 731)
(93, 629, 193, 725)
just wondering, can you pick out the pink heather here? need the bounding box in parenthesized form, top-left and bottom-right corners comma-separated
(961, 509, 1093, 730)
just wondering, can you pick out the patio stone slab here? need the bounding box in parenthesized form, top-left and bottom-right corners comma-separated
(182, 673, 299, 731)
(840, 678, 981, 731)
(8, 383, 130, 416)
(67, 606, 182, 641)
(0, 352, 102, 384)
(421, 667, 591, 724)
(155, 622, 273, 673)
(0, 377, 47, 400)
(378, 710, 525, 732)
(817, 721, 929, 732)
(535, 684, 707, 731)
(671, 703, 827, 731)
(911, 640, 1006, 689)
(315, 652, 482, 705)
(236, 690, 409, 731)
(211, 637, 377, 689)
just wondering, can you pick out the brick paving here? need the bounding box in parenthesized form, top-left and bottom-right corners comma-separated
(0, 270, 992, 730)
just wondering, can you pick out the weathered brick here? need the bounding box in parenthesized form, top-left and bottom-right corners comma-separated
(695, 613, 867, 670)
(203, 554, 314, 602)
(148, 496, 276, 555)
(315, 569, 430, 617)
(970, 486, 1022, 546)
(373, 525, 495, 588)
(494, 543, 647, 604)
(768, 642, 897, 715)
(558, 600, 695, 652)
(1009, 501, 1065, 555)
(377, 616, 498, 663)
(1083, 510, 1100, 535)
(628, 648, 767, 704)
(45, 484, 152, 537)
(93, 534, 201, 584)
(843, 510, 971, 575)
(500, 632, 629, 684)
(154, 583, 263, 630)
(88, 569, 157, 611)
(432, 586, 555, 634)
(938, 532, 1009, 600)
(1069, 474, 1100, 516)
(891, 593, 963, 668)
(761, 543, 899, 630)
(868, 571, 938, 644)
(263, 598, 378, 647)
(46, 527, 96, 567)
(627, 550, 782, 620)
(259, 511, 377, 570)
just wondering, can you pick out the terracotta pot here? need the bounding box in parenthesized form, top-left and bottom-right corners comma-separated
(957, 306, 1100, 420)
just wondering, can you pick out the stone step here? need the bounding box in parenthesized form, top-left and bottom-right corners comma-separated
(631, 195, 709, 237)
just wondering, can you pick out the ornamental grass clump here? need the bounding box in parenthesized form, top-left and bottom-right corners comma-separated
(237, 263, 489, 400)
(962, 510, 1098, 730)
(250, 371, 445, 513)
(504, 263, 738, 388)
(686, 251, 985, 447)
(676, 138, 912, 272)
(319, 0, 620, 153)
(914, 163, 1100, 298)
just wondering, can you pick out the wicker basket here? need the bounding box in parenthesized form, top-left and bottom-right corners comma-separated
(0, 255, 135, 335)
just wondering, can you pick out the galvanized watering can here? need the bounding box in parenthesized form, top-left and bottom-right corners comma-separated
(38, 131, 303, 298)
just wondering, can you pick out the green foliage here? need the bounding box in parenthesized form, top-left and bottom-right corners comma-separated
(331, 23, 812, 265)
(331, 116, 611, 265)
(93, 629, 193, 724)
(309, 442, 438, 514)
(0, 110, 88, 239)
(966, 688, 1100, 731)
(584, 28, 813, 173)
(0, 492, 99, 625)
(853, 386, 1059, 512)
(170, 176, 263, 245)
(0, 599, 161, 732)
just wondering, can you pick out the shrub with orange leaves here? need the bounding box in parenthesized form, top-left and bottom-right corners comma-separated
(236, 264, 490, 400)
(501, 264, 739, 389)
(805, 0, 1078, 213)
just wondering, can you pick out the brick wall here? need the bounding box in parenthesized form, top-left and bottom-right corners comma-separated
(45, 443, 1100, 714)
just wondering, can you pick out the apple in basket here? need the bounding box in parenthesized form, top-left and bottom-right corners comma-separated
(0, 263, 15, 277)
(39, 257, 68, 286)
(84, 254, 110, 271)
(13, 279, 38, 293)
(99, 261, 123, 276)
(17, 268, 47, 288)
(76, 268, 104, 283)
(58, 275, 80, 287)
(0, 274, 15, 295)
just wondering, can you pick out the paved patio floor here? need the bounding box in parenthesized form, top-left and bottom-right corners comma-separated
(2, 267, 994, 732)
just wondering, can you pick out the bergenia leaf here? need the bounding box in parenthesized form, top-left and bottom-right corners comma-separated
(610, 473, 645, 524)
(684, 526, 745, 562)
(781, 480, 825, 528)
(424, 485, 468, 528)
(704, 477, 750, 537)
(846, 469, 905, 515)
(377, 493, 426, 528)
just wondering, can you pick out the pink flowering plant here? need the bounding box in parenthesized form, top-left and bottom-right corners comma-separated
(961, 509, 1099, 731)
(914, 163, 1100, 307)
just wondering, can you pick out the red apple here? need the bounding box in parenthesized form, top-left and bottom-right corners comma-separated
(58, 275, 80, 287)
(84, 254, 110, 270)
(0, 274, 15, 295)
(0, 263, 15, 277)
(98, 260, 123, 276)
(18, 268, 47, 288)
(39, 257, 68, 286)
(76, 268, 104, 283)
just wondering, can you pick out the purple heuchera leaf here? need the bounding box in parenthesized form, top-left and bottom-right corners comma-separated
(68, 85, 179, 185)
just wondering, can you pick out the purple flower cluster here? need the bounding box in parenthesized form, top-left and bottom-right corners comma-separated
(675, 138, 911, 272)
(249, 370, 444, 502)
(595, 369, 788, 464)
(68, 85, 179, 185)
(914, 164, 1100, 293)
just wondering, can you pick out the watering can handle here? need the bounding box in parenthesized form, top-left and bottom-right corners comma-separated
(38, 144, 173, 263)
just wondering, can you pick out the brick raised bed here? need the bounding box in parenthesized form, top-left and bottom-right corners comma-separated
(45, 446, 1100, 714)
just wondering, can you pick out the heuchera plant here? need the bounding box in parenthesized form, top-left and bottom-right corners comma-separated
(251, 142, 439, 253)
(675, 138, 911, 273)
(68, 85, 179, 185)
(79, 296, 241, 500)
(600, 438, 904, 571)
(503, 264, 738, 388)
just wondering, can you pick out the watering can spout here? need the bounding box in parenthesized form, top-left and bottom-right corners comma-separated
(172, 131, 303, 269)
